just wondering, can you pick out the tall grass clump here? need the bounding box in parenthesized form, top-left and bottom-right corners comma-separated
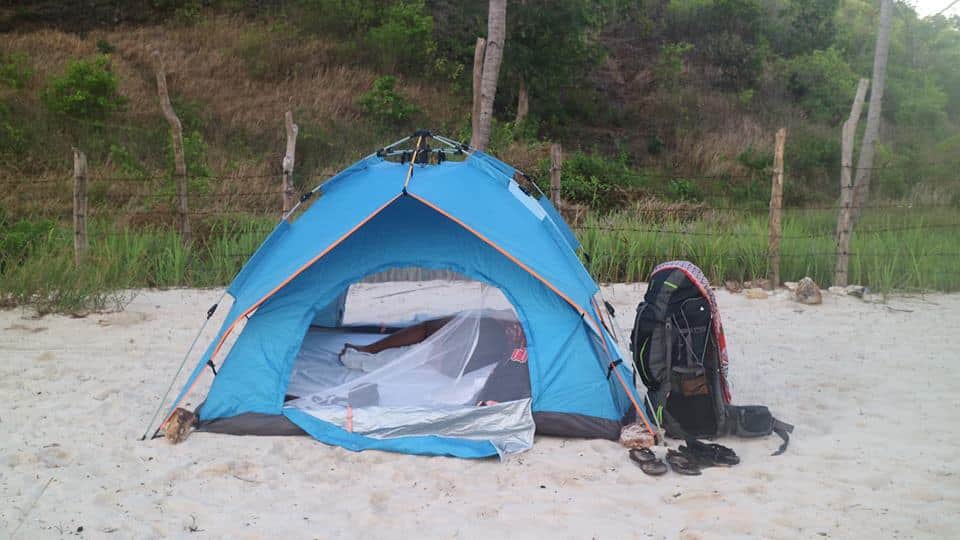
(579, 205, 960, 293)
(0, 215, 275, 313)
(1, 201, 958, 314)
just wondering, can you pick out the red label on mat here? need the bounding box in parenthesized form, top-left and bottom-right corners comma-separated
(510, 348, 528, 363)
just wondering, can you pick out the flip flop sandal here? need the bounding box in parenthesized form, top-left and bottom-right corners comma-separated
(666, 449, 702, 476)
(702, 442, 740, 466)
(629, 448, 668, 476)
(681, 440, 740, 467)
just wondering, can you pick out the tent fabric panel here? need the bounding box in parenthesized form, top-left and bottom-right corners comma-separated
(408, 157, 599, 308)
(537, 195, 581, 252)
(532, 411, 624, 440)
(316, 154, 379, 195)
(198, 287, 319, 419)
(227, 220, 290, 297)
(283, 408, 499, 458)
(227, 159, 406, 317)
(311, 289, 347, 327)
(198, 412, 307, 436)
(199, 196, 626, 426)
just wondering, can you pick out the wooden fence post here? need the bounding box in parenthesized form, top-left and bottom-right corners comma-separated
(767, 128, 787, 288)
(282, 110, 298, 215)
(153, 51, 191, 248)
(834, 78, 870, 287)
(549, 143, 562, 207)
(470, 37, 486, 148)
(73, 148, 88, 265)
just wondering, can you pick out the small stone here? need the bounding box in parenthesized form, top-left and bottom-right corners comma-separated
(795, 277, 822, 305)
(724, 281, 742, 293)
(784, 281, 798, 291)
(743, 278, 772, 290)
(828, 286, 845, 294)
(845, 285, 866, 298)
(744, 288, 768, 300)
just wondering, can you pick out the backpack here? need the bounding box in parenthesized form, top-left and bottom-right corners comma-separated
(630, 261, 793, 454)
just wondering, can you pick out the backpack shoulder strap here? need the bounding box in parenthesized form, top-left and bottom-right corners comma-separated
(771, 417, 794, 456)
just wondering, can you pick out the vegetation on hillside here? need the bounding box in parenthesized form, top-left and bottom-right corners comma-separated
(1, 1, 959, 310)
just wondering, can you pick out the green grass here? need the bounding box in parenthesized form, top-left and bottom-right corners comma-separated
(1, 205, 958, 314)
(577, 206, 960, 292)
(0, 216, 275, 313)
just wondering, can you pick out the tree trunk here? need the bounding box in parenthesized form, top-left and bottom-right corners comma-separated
(471, 37, 486, 147)
(850, 0, 893, 224)
(515, 77, 529, 123)
(473, 0, 506, 151)
(834, 78, 870, 287)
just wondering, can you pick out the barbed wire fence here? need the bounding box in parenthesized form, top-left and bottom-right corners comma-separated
(2, 120, 959, 291)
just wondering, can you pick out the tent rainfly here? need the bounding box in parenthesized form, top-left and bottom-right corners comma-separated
(151, 132, 655, 458)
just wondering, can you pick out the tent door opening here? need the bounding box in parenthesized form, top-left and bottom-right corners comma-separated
(282, 269, 536, 455)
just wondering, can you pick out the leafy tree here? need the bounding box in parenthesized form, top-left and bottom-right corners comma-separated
(772, 0, 840, 58)
(366, 1, 435, 74)
(886, 69, 948, 131)
(41, 55, 126, 120)
(665, 0, 767, 90)
(498, 0, 603, 129)
(783, 47, 858, 123)
(296, 0, 436, 75)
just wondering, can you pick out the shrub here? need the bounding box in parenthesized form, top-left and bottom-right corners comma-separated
(358, 76, 419, 126)
(786, 129, 840, 183)
(234, 22, 305, 82)
(108, 144, 147, 180)
(545, 151, 647, 212)
(41, 55, 126, 120)
(160, 130, 212, 204)
(0, 51, 32, 89)
(0, 102, 25, 159)
(783, 48, 858, 124)
(295, 0, 377, 37)
(666, 178, 703, 202)
(0, 212, 56, 274)
(654, 42, 693, 89)
(365, 0, 435, 74)
(95, 39, 115, 55)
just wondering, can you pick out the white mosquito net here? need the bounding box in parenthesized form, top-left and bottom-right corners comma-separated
(284, 272, 535, 456)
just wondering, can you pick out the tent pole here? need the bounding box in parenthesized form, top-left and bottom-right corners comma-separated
(140, 290, 228, 441)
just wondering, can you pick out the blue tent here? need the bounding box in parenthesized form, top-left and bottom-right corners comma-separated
(160, 134, 651, 458)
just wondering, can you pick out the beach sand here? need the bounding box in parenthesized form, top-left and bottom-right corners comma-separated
(2, 284, 958, 539)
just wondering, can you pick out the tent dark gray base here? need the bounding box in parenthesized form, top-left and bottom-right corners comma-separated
(197, 411, 626, 441)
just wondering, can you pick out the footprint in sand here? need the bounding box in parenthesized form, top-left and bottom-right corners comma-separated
(5, 323, 48, 333)
(368, 492, 389, 512)
(92, 388, 120, 401)
(37, 444, 70, 468)
(97, 311, 151, 328)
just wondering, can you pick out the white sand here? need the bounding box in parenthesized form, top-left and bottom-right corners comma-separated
(2, 284, 959, 539)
